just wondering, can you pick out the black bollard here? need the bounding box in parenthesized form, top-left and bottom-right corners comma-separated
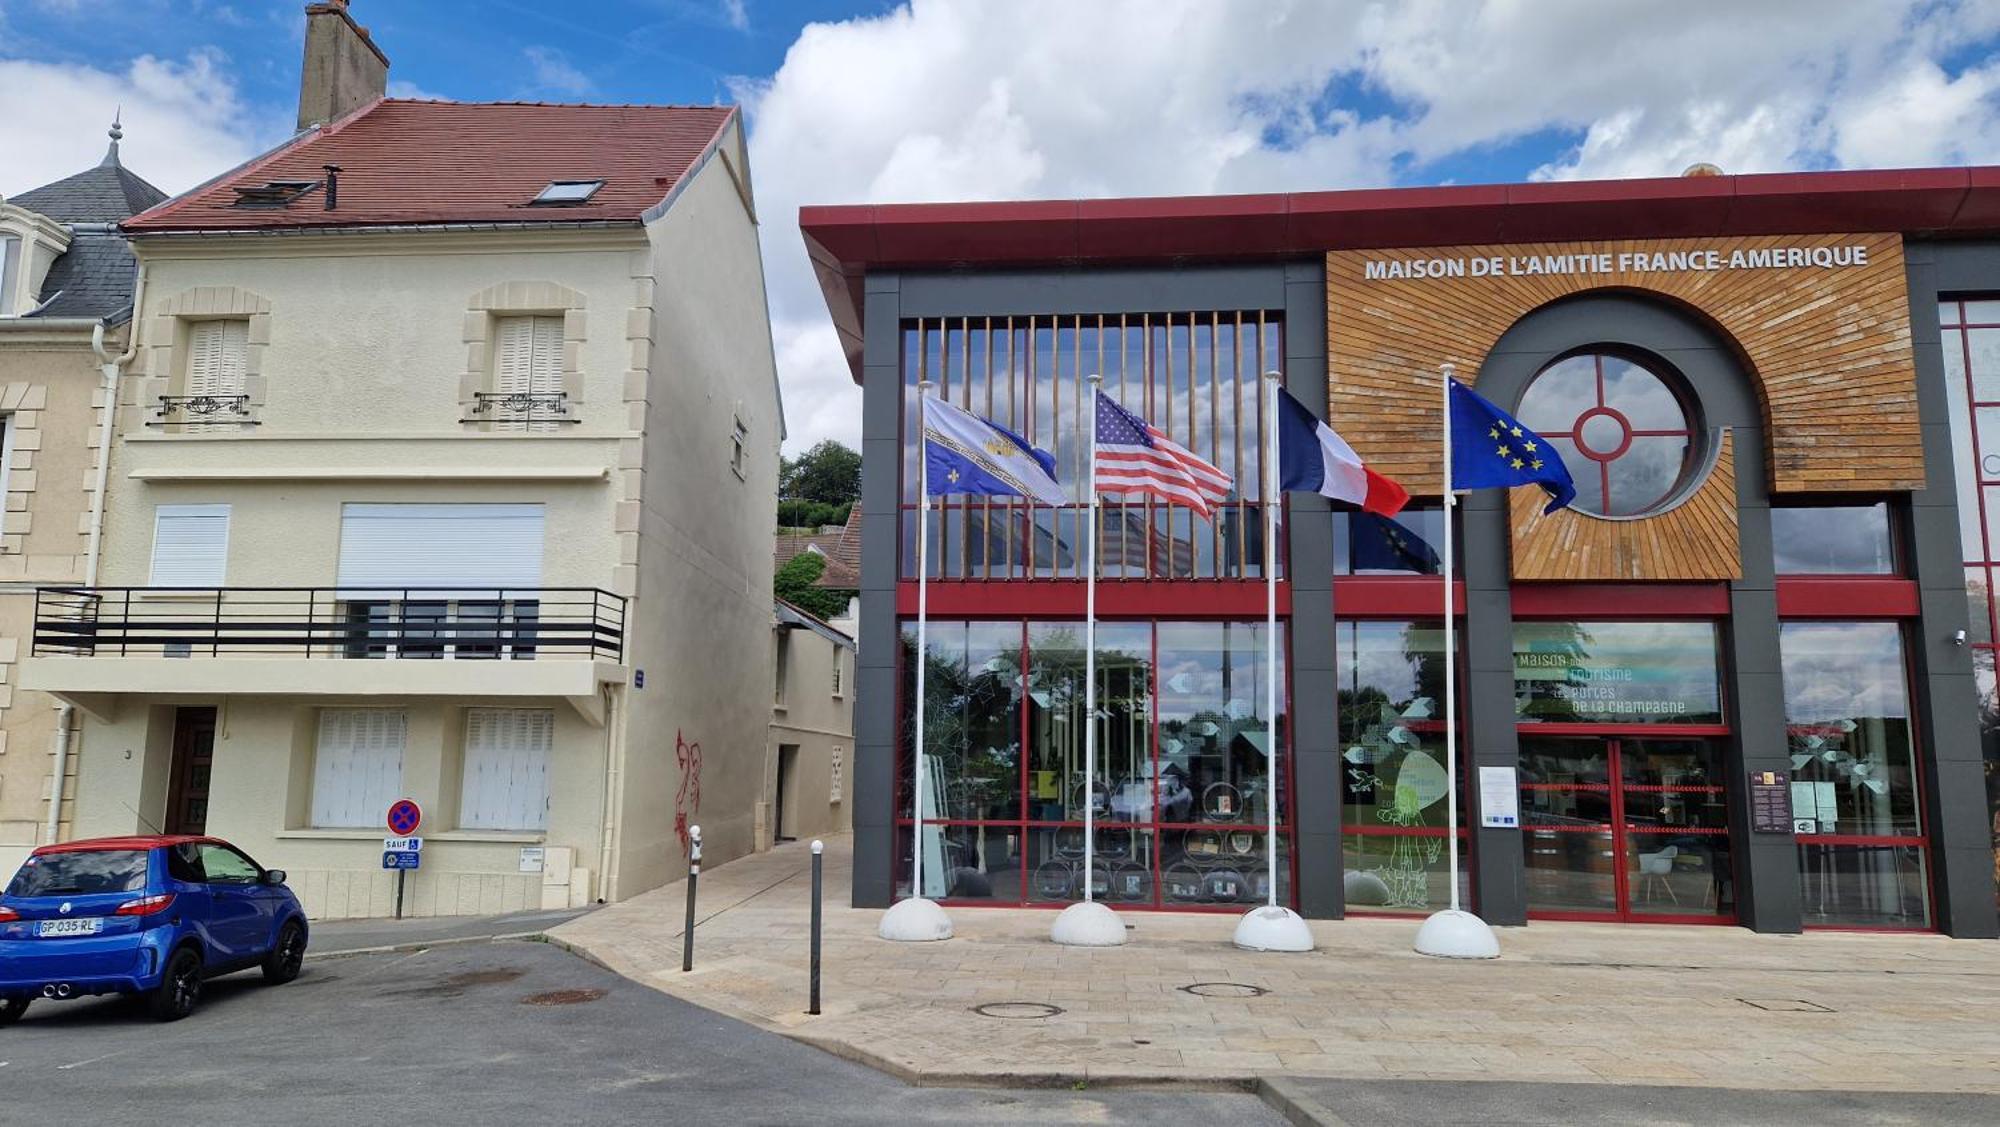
(682, 825, 701, 973)
(808, 839, 823, 1015)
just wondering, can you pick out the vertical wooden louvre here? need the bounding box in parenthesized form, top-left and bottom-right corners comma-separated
(311, 709, 407, 828)
(461, 708, 554, 831)
(494, 314, 564, 432)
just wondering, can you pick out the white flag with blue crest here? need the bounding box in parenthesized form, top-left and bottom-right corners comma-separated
(922, 397, 1068, 506)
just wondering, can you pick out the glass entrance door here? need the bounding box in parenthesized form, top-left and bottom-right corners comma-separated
(1519, 736, 1735, 922)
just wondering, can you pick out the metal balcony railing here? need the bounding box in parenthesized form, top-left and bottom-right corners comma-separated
(32, 587, 625, 662)
(149, 394, 254, 424)
(466, 391, 575, 425)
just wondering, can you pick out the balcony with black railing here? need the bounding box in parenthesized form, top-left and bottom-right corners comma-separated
(31, 586, 625, 662)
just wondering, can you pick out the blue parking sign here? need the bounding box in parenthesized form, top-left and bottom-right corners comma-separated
(382, 850, 422, 870)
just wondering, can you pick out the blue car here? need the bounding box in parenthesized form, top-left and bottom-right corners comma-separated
(0, 835, 308, 1024)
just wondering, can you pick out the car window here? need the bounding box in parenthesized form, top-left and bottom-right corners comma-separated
(167, 844, 205, 883)
(196, 845, 261, 885)
(6, 850, 150, 897)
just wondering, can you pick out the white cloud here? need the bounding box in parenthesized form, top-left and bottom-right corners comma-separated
(721, 0, 748, 33)
(521, 45, 593, 99)
(743, 0, 2000, 453)
(387, 79, 453, 102)
(0, 49, 275, 198)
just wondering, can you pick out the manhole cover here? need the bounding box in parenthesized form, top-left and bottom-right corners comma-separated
(971, 1001, 1064, 1019)
(1738, 998, 1834, 1013)
(1180, 982, 1268, 998)
(522, 988, 608, 1006)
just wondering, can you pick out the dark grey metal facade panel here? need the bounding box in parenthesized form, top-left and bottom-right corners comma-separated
(895, 266, 1290, 319)
(1902, 240, 2000, 937)
(1283, 259, 1343, 918)
(852, 276, 905, 909)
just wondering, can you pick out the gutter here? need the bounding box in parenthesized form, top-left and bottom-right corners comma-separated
(126, 219, 645, 240)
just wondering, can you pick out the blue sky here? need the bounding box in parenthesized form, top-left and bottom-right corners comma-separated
(5, 0, 1999, 449)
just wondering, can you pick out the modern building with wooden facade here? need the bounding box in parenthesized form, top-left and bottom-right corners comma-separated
(802, 165, 2000, 937)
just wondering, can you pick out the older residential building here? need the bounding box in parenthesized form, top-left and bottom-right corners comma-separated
(20, 6, 781, 917)
(766, 600, 853, 849)
(0, 122, 165, 877)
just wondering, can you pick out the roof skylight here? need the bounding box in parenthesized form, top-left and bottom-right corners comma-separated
(531, 180, 604, 206)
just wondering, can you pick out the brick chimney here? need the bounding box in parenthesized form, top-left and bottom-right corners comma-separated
(297, 1, 389, 131)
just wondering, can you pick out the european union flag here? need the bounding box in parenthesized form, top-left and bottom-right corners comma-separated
(1448, 379, 1576, 514)
(1350, 511, 1441, 574)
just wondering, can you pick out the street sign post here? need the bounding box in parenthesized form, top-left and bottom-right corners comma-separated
(385, 800, 425, 918)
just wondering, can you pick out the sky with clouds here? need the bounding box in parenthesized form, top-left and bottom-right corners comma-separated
(4, 0, 1999, 452)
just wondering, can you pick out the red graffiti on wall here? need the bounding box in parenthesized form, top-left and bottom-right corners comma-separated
(674, 729, 703, 854)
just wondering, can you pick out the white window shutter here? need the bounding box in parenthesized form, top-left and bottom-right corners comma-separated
(149, 504, 231, 586)
(311, 709, 407, 828)
(493, 315, 563, 432)
(187, 320, 248, 397)
(335, 503, 545, 591)
(462, 708, 552, 830)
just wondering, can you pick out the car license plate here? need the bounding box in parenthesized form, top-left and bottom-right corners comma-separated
(38, 918, 102, 938)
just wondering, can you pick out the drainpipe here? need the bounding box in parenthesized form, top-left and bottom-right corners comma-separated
(595, 683, 623, 903)
(46, 264, 148, 845)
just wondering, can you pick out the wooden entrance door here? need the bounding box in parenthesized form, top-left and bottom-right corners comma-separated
(164, 707, 217, 835)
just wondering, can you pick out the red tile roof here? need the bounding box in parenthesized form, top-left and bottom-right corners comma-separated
(800, 165, 2000, 381)
(126, 99, 737, 233)
(775, 505, 863, 588)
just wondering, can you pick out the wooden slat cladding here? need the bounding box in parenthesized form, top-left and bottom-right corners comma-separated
(1510, 431, 1741, 580)
(1326, 233, 1922, 496)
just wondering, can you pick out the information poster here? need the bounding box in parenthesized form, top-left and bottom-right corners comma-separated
(1478, 766, 1520, 828)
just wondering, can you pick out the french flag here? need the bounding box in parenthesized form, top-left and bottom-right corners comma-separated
(1275, 385, 1410, 516)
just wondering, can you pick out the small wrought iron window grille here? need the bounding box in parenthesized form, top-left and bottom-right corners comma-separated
(467, 391, 574, 423)
(149, 394, 253, 425)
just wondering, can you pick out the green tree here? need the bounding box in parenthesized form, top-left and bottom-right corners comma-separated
(780, 440, 862, 507)
(774, 551, 854, 621)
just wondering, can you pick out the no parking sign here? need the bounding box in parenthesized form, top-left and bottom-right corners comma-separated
(387, 798, 423, 837)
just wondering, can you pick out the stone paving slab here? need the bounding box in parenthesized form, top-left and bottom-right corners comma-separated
(551, 835, 2000, 1093)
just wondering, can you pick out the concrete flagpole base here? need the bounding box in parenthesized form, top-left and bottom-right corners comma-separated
(1232, 905, 1315, 952)
(1413, 907, 1500, 959)
(878, 897, 954, 942)
(1049, 899, 1127, 947)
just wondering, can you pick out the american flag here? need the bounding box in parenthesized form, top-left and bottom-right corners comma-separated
(1092, 391, 1234, 516)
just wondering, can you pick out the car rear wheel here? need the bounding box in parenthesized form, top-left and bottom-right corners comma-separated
(263, 920, 306, 985)
(0, 997, 27, 1028)
(149, 947, 203, 1022)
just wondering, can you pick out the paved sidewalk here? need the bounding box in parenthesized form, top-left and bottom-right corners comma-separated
(551, 836, 2000, 1093)
(309, 907, 591, 957)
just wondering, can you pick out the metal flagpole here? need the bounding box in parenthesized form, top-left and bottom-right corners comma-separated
(1232, 370, 1311, 951)
(915, 380, 931, 903)
(881, 380, 952, 941)
(1264, 371, 1279, 910)
(1052, 375, 1124, 945)
(1440, 364, 1460, 913)
(1413, 362, 1497, 958)
(1084, 375, 1099, 904)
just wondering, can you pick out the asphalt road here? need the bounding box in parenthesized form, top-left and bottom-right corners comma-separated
(0, 938, 1285, 1126)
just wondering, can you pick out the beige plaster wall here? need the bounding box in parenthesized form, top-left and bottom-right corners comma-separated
(69, 694, 606, 919)
(766, 625, 853, 846)
(0, 327, 110, 875)
(613, 122, 782, 897)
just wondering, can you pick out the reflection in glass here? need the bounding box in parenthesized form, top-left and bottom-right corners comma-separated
(1771, 504, 1895, 574)
(1798, 844, 1930, 928)
(1341, 833, 1465, 915)
(1515, 350, 1699, 517)
(898, 622, 1022, 824)
(1513, 622, 1723, 725)
(1780, 622, 1921, 837)
(1156, 623, 1285, 829)
(1338, 622, 1457, 828)
(1027, 622, 1151, 824)
(1333, 506, 1446, 574)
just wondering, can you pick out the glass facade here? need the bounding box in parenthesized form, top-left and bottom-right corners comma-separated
(900, 314, 1282, 580)
(1771, 503, 1897, 575)
(1940, 297, 2000, 912)
(1780, 621, 1930, 928)
(1332, 505, 1449, 575)
(1513, 622, 1724, 726)
(1515, 351, 1699, 518)
(898, 619, 1289, 908)
(1336, 621, 1467, 914)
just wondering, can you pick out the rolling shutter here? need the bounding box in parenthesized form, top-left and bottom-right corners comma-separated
(335, 503, 545, 592)
(311, 710, 407, 828)
(461, 708, 553, 830)
(149, 504, 231, 586)
(186, 319, 249, 397)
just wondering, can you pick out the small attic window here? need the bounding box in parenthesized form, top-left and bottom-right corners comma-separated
(231, 180, 319, 209)
(531, 180, 604, 206)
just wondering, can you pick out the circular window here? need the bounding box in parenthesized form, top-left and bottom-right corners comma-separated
(1515, 351, 1700, 517)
